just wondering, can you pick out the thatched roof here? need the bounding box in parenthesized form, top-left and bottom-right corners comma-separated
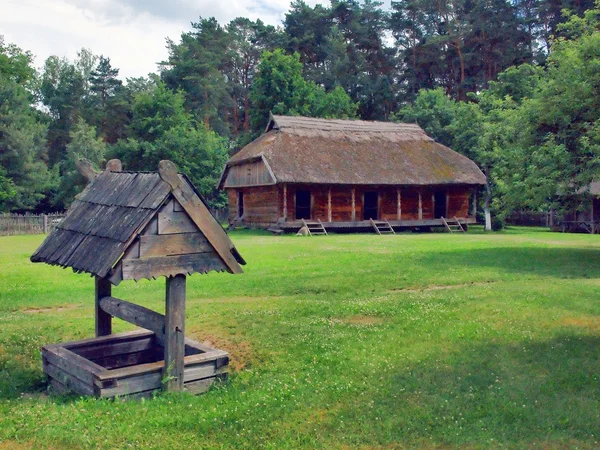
(220, 115, 486, 187)
(32, 163, 245, 279)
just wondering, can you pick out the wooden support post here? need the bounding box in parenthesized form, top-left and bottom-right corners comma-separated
(397, 188, 401, 221)
(446, 192, 450, 218)
(351, 188, 356, 222)
(472, 189, 477, 217)
(95, 276, 112, 337)
(282, 184, 287, 221)
(164, 274, 186, 392)
(418, 191, 423, 220)
(42, 214, 48, 234)
(327, 188, 332, 222)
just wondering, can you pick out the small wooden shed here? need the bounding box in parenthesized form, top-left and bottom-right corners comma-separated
(219, 114, 487, 233)
(31, 159, 246, 398)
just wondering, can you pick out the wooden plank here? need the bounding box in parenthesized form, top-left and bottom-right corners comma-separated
(92, 349, 159, 370)
(95, 276, 112, 336)
(100, 371, 162, 397)
(62, 329, 155, 350)
(184, 362, 226, 382)
(44, 361, 95, 396)
(49, 378, 71, 395)
(184, 377, 216, 395)
(351, 188, 356, 221)
(418, 191, 423, 221)
(139, 233, 212, 258)
(98, 297, 165, 345)
(397, 188, 401, 220)
(73, 335, 155, 360)
(95, 349, 227, 381)
(282, 184, 287, 220)
(158, 211, 198, 234)
(158, 162, 242, 273)
(43, 346, 104, 387)
(121, 253, 227, 281)
(164, 274, 186, 392)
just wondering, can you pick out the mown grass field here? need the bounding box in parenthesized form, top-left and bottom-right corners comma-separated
(1, 227, 600, 449)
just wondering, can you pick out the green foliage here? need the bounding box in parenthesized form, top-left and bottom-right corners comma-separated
(250, 49, 357, 132)
(0, 40, 55, 212)
(112, 83, 229, 208)
(55, 120, 107, 208)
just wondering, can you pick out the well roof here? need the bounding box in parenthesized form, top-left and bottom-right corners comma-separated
(31, 167, 245, 279)
(220, 115, 486, 187)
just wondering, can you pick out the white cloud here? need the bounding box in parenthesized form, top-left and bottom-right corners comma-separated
(1, 0, 332, 79)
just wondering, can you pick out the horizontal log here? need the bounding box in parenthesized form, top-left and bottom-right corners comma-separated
(139, 233, 212, 258)
(98, 297, 165, 345)
(44, 361, 95, 396)
(121, 253, 227, 281)
(96, 349, 228, 381)
(42, 346, 104, 386)
(72, 335, 156, 360)
(61, 329, 155, 350)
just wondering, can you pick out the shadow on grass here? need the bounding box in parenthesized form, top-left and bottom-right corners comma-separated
(370, 334, 600, 446)
(421, 247, 600, 279)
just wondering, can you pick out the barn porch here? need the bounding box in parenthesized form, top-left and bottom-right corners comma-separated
(279, 217, 477, 233)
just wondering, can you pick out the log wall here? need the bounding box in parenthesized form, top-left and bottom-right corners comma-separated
(226, 185, 474, 225)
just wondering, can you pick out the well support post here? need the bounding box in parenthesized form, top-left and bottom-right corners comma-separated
(164, 274, 186, 392)
(95, 276, 112, 337)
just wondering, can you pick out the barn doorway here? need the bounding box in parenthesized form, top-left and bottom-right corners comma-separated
(363, 192, 378, 220)
(296, 190, 311, 219)
(237, 191, 244, 218)
(434, 191, 447, 218)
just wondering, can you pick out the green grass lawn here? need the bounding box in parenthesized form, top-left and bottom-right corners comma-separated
(1, 227, 600, 449)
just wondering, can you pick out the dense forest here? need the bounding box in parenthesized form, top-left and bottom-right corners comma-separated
(1, 0, 599, 226)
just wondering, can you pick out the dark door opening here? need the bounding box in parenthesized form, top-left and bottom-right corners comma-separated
(237, 191, 244, 218)
(434, 191, 446, 218)
(296, 190, 311, 219)
(363, 192, 378, 220)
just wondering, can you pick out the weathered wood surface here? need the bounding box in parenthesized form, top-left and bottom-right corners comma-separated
(43, 332, 229, 399)
(158, 161, 243, 273)
(42, 345, 103, 387)
(98, 296, 165, 344)
(139, 233, 212, 257)
(122, 253, 227, 281)
(157, 211, 199, 234)
(223, 158, 276, 188)
(95, 276, 112, 337)
(164, 274, 186, 392)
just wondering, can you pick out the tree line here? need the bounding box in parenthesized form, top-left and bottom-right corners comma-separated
(0, 0, 598, 225)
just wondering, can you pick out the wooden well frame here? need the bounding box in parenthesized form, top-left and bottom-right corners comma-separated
(33, 159, 245, 398)
(42, 330, 228, 399)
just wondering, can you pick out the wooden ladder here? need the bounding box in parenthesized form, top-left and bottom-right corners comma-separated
(301, 218, 328, 236)
(441, 216, 465, 233)
(370, 218, 396, 235)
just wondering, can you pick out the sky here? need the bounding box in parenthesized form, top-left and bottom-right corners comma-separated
(1, 0, 330, 80)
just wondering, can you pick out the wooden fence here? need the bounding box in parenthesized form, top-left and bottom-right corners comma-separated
(0, 213, 66, 236)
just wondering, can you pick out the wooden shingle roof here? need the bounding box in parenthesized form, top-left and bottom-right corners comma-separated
(220, 114, 486, 187)
(32, 161, 245, 280)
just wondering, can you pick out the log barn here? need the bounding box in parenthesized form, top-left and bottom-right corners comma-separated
(219, 115, 487, 233)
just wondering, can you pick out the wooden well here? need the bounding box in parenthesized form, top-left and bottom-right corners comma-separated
(31, 159, 246, 397)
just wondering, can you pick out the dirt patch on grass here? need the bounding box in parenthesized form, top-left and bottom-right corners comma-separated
(387, 281, 496, 294)
(0, 441, 42, 450)
(187, 329, 255, 372)
(343, 315, 386, 326)
(560, 316, 600, 332)
(22, 305, 79, 314)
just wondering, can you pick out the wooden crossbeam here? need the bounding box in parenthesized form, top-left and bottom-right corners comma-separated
(98, 296, 165, 345)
